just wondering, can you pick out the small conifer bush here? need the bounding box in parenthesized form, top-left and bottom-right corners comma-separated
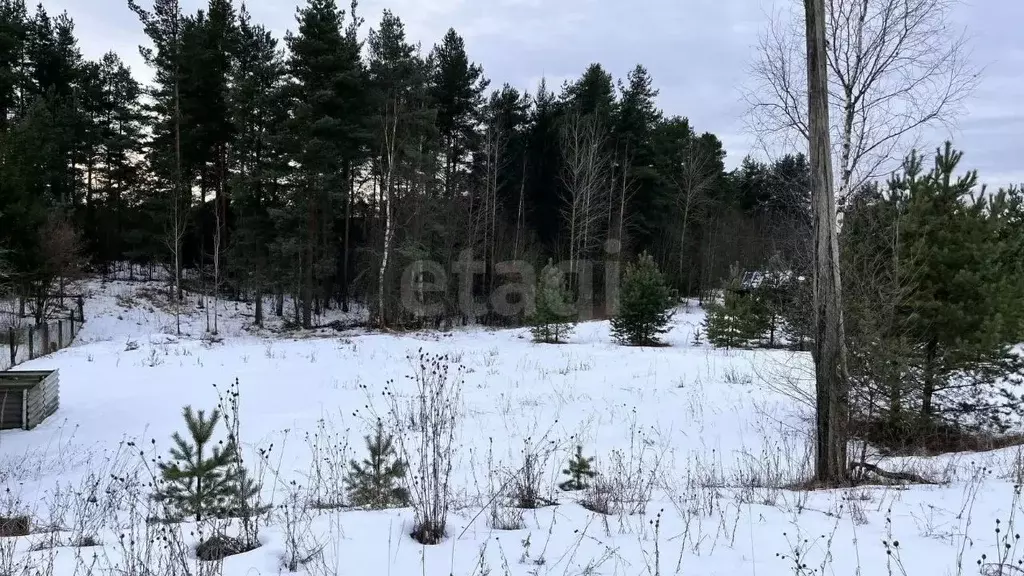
(345, 423, 410, 509)
(611, 251, 676, 346)
(153, 406, 251, 521)
(559, 446, 597, 491)
(704, 266, 770, 349)
(530, 259, 576, 343)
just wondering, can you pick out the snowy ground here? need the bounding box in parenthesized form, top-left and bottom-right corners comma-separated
(1, 280, 1022, 576)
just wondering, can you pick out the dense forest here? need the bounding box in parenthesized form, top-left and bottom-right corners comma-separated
(0, 0, 814, 329)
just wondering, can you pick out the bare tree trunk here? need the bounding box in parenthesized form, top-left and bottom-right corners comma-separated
(171, 22, 184, 337)
(561, 113, 610, 278)
(618, 146, 631, 249)
(342, 163, 353, 313)
(302, 176, 315, 329)
(255, 286, 263, 327)
(514, 156, 526, 260)
(806, 0, 850, 485)
(920, 337, 938, 421)
(679, 203, 690, 279)
(378, 100, 398, 329)
(213, 184, 221, 335)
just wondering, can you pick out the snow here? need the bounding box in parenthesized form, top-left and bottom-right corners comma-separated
(1, 279, 1022, 575)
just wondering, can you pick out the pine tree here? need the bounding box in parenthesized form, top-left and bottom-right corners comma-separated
(429, 28, 487, 198)
(0, 0, 29, 130)
(611, 251, 675, 346)
(153, 406, 238, 521)
(704, 283, 756, 349)
(345, 423, 409, 509)
(529, 259, 575, 343)
(558, 446, 596, 491)
(228, 4, 286, 327)
(365, 10, 434, 327)
(896, 143, 1024, 426)
(560, 63, 615, 122)
(704, 265, 771, 349)
(523, 79, 564, 251)
(837, 143, 1024, 443)
(284, 0, 366, 328)
(129, 0, 190, 316)
(614, 64, 662, 251)
(94, 52, 145, 265)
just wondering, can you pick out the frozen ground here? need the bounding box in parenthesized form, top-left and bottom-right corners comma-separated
(1, 280, 1022, 576)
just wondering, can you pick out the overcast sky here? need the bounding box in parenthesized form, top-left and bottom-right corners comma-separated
(47, 0, 1024, 189)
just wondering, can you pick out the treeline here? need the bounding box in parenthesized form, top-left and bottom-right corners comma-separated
(0, 0, 811, 329)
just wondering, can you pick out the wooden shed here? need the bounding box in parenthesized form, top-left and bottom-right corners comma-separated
(0, 370, 59, 430)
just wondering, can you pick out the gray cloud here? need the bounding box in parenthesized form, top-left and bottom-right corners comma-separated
(49, 0, 1022, 188)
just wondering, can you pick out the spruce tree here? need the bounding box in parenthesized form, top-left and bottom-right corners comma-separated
(558, 446, 596, 491)
(611, 251, 675, 346)
(529, 259, 575, 343)
(345, 423, 409, 510)
(153, 406, 238, 521)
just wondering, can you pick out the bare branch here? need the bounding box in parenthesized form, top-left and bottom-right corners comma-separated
(744, 0, 979, 198)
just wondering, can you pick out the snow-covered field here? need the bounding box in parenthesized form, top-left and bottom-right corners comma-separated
(1, 280, 1023, 576)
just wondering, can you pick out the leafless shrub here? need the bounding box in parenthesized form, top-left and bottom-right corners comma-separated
(482, 441, 524, 532)
(846, 496, 869, 526)
(384, 350, 463, 545)
(106, 500, 223, 576)
(278, 483, 325, 572)
(28, 211, 85, 325)
(488, 502, 525, 532)
(508, 437, 557, 510)
(582, 410, 664, 520)
(733, 446, 790, 507)
(303, 415, 351, 511)
(580, 472, 615, 516)
(214, 379, 271, 548)
(582, 447, 662, 518)
(116, 292, 139, 310)
(0, 533, 24, 576)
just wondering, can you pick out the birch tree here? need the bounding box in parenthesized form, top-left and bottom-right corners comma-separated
(746, 0, 978, 200)
(560, 112, 610, 275)
(377, 99, 397, 329)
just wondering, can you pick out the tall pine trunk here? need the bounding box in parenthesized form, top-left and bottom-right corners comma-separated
(172, 32, 184, 336)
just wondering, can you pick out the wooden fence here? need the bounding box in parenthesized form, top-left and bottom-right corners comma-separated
(0, 298, 84, 371)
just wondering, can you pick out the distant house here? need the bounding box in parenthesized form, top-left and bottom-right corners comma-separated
(738, 269, 804, 293)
